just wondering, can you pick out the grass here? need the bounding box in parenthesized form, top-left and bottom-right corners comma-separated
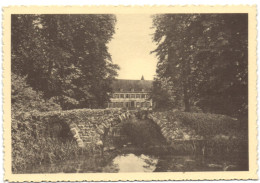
(12, 137, 85, 173)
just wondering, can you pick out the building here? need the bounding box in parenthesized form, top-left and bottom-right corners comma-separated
(107, 76, 153, 109)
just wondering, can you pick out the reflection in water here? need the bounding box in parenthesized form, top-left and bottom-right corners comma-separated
(23, 151, 247, 173)
(110, 153, 158, 172)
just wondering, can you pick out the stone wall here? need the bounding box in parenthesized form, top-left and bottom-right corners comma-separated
(30, 109, 245, 155)
(147, 110, 246, 155)
(32, 109, 135, 149)
(148, 111, 203, 144)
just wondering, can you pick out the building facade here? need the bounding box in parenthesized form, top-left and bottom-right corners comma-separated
(107, 78, 153, 109)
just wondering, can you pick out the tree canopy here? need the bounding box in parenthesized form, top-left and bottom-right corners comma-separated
(151, 14, 248, 116)
(12, 14, 119, 110)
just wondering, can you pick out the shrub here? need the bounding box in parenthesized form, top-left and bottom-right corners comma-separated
(11, 73, 61, 113)
(11, 74, 82, 173)
(177, 112, 239, 137)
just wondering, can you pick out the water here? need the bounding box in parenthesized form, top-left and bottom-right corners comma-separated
(104, 153, 158, 172)
(24, 149, 247, 173)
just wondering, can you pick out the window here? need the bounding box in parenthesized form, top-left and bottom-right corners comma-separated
(120, 88, 123, 92)
(126, 94, 129, 98)
(131, 94, 135, 98)
(114, 94, 119, 98)
(141, 94, 145, 98)
(136, 102, 140, 107)
(131, 88, 134, 92)
(136, 94, 140, 98)
(120, 94, 124, 98)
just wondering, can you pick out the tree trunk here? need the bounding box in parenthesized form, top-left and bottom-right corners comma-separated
(183, 56, 191, 112)
(183, 82, 190, 112)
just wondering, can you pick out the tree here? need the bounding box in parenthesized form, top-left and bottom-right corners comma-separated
(11, 73, 61, 114)
(12, 14, 119, 109)
(151, 14, 248, 116)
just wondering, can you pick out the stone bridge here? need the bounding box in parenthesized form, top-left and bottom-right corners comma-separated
(68, 109, 137, 149)
(32, 109, 145, 150)
(31, 108, 242, 156)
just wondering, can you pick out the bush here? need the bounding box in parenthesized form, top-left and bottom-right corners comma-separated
(11, 73, 61, 113)
(11, 74, 82, 173)
(177, 112, 240, 137)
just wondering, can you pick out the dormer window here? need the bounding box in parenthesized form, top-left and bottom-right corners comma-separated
(131, 88, 134, 92)
(120, 88, 123, 92)
(141, 89, 145, 92)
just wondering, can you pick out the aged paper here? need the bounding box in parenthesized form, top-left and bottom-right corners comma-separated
(3, 5, 257, 181)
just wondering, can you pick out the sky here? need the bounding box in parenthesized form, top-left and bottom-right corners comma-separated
(108, 14, 157, 80)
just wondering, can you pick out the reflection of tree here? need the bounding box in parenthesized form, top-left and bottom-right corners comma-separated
(140, 154, 158, 171)
(154, 158, 171, 172)
(102, 161, 119, 173)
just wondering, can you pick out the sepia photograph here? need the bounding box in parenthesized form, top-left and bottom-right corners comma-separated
(3, 5, 257, 181)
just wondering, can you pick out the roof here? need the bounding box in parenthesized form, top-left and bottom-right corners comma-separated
(112, 79, 153, 92)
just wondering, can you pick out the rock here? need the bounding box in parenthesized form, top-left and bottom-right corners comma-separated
(121, 113, 126, 119)
(77, 140, 85, 147)
(96, 140, 103, 147)
(73, 133, 80, 139)
(70, 127, 78, 135)
(96, 128, 104, 135)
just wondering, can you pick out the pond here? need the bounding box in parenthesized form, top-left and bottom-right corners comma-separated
(24, 147, 248, 173)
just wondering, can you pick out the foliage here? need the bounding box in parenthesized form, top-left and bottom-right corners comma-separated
(151, 14, 248, 116)
(11, 73, 82, 173)
(12, 136, 82, 173)
(12, 14, 119, 109)
(175, 112, 246, 137)
(11, 73, 61, 113)
(12, 109, 82, 173)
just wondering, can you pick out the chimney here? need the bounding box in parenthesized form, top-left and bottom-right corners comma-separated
(141, 75, 144, 80)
